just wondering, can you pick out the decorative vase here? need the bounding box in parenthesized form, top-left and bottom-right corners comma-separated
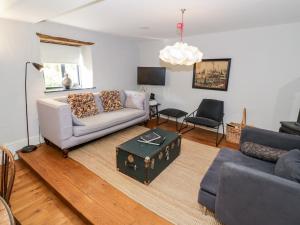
(62, 74, 72, 89)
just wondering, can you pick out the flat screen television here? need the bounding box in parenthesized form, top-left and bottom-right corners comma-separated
(137, 67, 166, 85)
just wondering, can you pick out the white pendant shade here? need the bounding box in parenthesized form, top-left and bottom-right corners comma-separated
(159, 42, 203, 66)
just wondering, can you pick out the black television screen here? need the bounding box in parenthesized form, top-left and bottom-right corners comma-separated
(137, 67, 166, 85)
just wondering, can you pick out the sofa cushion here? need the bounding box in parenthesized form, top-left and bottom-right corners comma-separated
(274, 149, 300, 183)
(241, 142, 287, 162)
(100, 90, 123, 112)
(200, 148, 275, 196)
(67, 93, 99, 118)
(125, 90, 145, 110)
(73, 108, 146, 136)
(72, 114, 84, 126)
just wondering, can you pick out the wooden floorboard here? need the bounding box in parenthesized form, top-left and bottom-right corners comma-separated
(13, 120, 238, 224)
(11, 161, 86, 225)
(17, 143, 171, 225)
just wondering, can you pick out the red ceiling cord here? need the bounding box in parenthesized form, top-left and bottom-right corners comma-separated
(177, 9, 186, 42)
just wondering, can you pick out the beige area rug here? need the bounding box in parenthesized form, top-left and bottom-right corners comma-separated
(69, 126, 221, 225)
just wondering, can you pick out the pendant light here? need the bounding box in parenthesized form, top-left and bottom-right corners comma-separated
(159, 9, 203, 66)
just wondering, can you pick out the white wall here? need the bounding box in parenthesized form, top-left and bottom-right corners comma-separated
(1, 18, 299, 152)
(0, 18, 139, 151)
(137, 23, 300, 131)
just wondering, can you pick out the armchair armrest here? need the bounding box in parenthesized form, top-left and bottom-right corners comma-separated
(185, 109, 198, 118)
(216, 162, 300, 225)
(37, 99, 73, 149)
(240, 126, 300, 150)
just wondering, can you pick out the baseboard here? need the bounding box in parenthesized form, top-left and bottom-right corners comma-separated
(5, 136, 44, 159)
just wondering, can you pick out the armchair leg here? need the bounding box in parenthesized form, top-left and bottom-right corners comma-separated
(178, 118, 188, 133)
(157, 115, 169, 126)
(180, 122, 195, 134)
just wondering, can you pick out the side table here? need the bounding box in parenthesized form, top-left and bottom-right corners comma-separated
(149, 103, 160, 120)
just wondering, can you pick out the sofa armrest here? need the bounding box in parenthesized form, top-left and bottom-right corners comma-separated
(216, 162, 300, 225)
(240, 126, 300, 150)
(37, 99, 73, 149)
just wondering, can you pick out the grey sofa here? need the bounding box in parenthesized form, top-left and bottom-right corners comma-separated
(199, 126, 300, 225)
(37, 91, 149, 157)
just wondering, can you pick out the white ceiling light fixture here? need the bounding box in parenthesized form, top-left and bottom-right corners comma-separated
(159, 9, 203, 66)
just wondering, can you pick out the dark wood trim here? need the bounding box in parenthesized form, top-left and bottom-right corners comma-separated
(36, 33, 94, 47)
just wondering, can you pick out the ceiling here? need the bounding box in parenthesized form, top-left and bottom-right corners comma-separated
(1, 0, 300, 39)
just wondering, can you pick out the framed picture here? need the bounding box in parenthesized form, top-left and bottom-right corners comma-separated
(192, 58, 231, 91)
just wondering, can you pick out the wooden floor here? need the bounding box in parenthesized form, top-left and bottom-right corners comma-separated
(12, 120, 238, 225)
(11, 161, 86, 225)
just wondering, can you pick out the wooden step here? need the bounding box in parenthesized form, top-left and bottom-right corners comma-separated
(18, 145, 170, 225)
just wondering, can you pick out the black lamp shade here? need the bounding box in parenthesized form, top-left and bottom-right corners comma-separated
(32, 62, 44, 71)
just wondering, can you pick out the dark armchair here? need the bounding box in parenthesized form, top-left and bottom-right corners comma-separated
(180, 99, 224, 146)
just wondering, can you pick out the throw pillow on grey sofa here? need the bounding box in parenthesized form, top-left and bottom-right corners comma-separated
(241, 142, 287, 162)
(274, 149, 300, 183)
(125, 90, 145, 110)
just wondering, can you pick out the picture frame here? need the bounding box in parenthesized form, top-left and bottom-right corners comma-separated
(192, 58, 231, 91)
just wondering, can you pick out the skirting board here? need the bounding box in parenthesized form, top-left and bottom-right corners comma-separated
(5, 135, 44, 158)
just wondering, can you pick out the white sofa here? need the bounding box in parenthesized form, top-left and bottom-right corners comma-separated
(37, 91, 149, 157)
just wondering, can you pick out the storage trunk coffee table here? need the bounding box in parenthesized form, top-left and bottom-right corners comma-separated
(116, 128, 181, 185)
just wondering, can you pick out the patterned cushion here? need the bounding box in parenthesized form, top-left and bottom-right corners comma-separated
(99, 90, 123, 112)
(67, 93, 99, 118)
(241, 142, 288, 162)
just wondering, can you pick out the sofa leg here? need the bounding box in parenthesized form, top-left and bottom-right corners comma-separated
(62, 149, 69, 158)
(143, 120, 148, 127)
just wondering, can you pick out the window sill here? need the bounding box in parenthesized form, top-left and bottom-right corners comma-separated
(44, 87, 96, 93)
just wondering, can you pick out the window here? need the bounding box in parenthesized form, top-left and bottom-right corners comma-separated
(43, 63, 81, 89)
(40, 42, 94, 90)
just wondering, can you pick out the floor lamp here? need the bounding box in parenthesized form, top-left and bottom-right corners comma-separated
(21, 62, 44, 153)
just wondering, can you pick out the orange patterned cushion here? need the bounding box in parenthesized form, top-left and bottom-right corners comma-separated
(67, 93, 99, 118)
(99, 90, 123, 112)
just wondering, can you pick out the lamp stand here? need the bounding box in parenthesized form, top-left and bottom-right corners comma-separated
(21, 62, 37, 153)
